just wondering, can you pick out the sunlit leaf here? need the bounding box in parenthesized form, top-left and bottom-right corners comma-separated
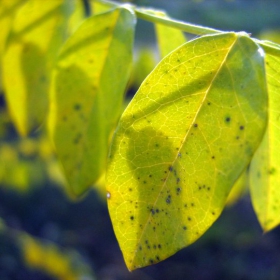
(107, 32, 267, 270)
(91, 0, 113, 15)
(2, 0, 73, 136)
(250, 46, 280, 232)
(255, 39, 280, 57)
(154, 11, 186, 58)
(135, 6, 220, 36)
(0, 0, 26, 89)
(67, 0, 86, 35)
(48, 7, 136, 196)
(68, 0, 111, 34)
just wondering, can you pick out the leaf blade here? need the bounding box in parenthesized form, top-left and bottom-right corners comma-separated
(2, 0, 72, 136)
(107, 32, 267, 270)
(250, 50, 280, 231)
(0, 0, 26, 89)
(48, 7, 136, 196)
(154, 11, 186, 58)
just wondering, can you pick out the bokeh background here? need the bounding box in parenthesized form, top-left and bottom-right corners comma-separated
(1, 0, 280, 279)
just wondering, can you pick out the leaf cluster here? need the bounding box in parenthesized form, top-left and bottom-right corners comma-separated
(1, 0, 280, 271)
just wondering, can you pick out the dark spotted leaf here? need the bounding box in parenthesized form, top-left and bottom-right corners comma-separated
(106, 32, 267, 270)
(48, 7, 136, 196)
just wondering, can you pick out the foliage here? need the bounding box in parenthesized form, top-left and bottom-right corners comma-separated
(107, 32, 268, 270)
(1, 0, 280, 272)
(0, 220, 95, 280)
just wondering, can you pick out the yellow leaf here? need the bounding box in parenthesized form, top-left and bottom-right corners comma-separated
(0, 0, 26, 89)
(107, 32, 267, 270)
(2, 0, 73, 136)
(48, 7, 136, 196)
(131, 48, 157, 89)
(67, 0, 86, 35)
(226, 169, 248, 206)
(154, 11, 186, 58)
(250, 46, 280, 231)
(91, 0, 112, 15)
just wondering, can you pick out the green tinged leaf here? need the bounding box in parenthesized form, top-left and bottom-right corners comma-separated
(0, 0, 26, 89)
(250, 45, 280, 232)
(67, 0, 105, 34)
(67, 0, 86, 35)
(48, 7, 136, 196)
(259, 29, 280, 45)
(255, 39, 280, 57)
(91, 0, 112, 15)
(131, 48, 157, 89)
(154, 11, 186, 58)
(107, 32, 267, 270)
(226, 169, 248, 206)
(2, 0, 72, 136)
(0, 0, 22, 55)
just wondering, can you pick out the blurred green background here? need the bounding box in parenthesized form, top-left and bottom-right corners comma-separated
(1, 0, 280, 279)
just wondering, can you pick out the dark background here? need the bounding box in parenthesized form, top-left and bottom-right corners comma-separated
(1, 0, 280, 279)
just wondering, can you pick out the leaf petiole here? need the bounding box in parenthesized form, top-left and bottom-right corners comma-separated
(134, 8, 223, 36)
(96, 0, 280, 55)
(96, 0, 223, 35)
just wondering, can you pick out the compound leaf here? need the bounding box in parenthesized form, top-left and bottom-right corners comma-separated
(107, 32, 267, 270)
(250, 46, 280, 232)
(2, 0, 72, 136)
(48, 7, 136, 196)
